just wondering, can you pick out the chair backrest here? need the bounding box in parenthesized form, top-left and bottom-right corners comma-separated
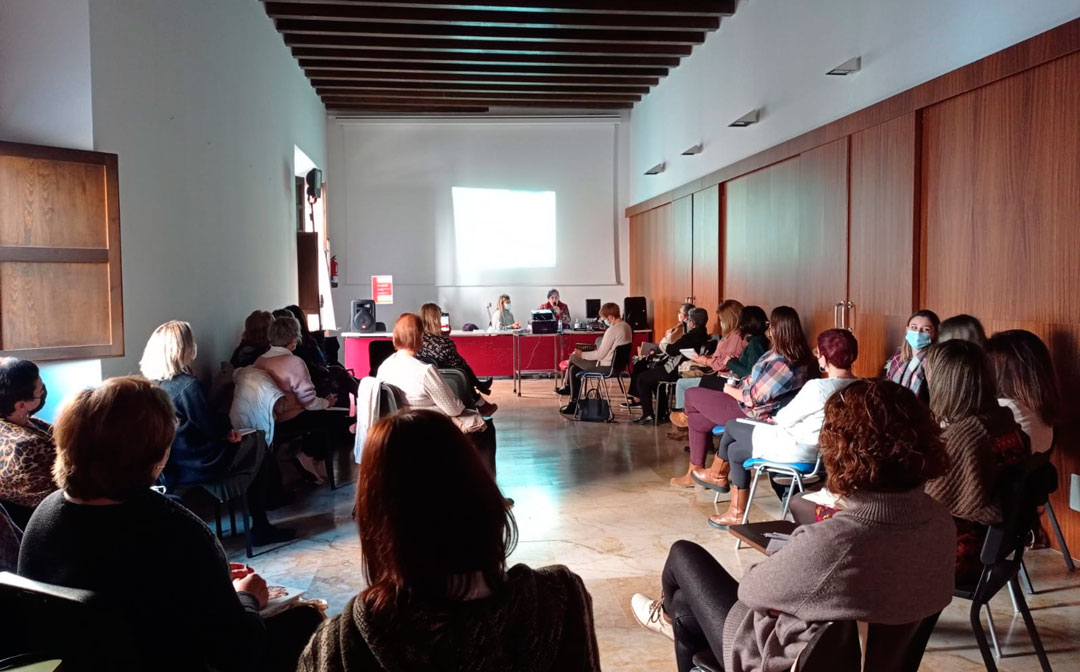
(377, 382, 404, 416)
(439, 368, 472, 405)
(0, 572, 140, 670)
(797, 613, 940, 672)
(611, 342, 633, 374)
(980, 451, 1057, 568)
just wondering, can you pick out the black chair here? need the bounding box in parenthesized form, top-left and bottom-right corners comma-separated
(0, 571, 140, 671)
(953, 452, 1055, 672)
(572, 343, 633, 422)
(172, 430, 267, 558)
(691, 613, 940, 672)
(367, 339, 396, 377)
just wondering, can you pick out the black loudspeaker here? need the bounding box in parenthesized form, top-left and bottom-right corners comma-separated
(351, 299, 377, 333)
(305, 168, 322, 201)
(624, 296, 647, 330)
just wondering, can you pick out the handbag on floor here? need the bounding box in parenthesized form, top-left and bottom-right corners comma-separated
(576, 388, 611, 423)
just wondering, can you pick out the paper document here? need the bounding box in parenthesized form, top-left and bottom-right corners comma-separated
(679, 348, 697, 358)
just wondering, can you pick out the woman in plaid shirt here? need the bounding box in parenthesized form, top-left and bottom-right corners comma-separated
(673, 308, 814, 511)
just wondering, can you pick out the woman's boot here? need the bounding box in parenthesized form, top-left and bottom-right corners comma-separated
(691, 458, 730, 492)
(708, 486, 749, 528)
(669, 463, 698, 487)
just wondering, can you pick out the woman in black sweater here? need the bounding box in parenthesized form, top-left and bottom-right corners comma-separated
(141, 320, 293, 545)
(18, 376, 321, 671)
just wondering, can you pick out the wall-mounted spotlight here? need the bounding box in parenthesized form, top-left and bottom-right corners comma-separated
(729, 109, 759, 128)
(826, 56, 861, 76)
(681, 143, 704, 156)
(644, 162, 666, 175)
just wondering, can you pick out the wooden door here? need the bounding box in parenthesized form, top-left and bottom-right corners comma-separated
(922, 52, 1080, 559)
(848, 113, 920, 378)
(691, 184, 721, 331)
(796, 139, 848, 343)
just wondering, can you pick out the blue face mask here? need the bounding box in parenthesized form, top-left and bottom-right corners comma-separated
(602, 318, 612, 327)
(905, 330, 932, 351)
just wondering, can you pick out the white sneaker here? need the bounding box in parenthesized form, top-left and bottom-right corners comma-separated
(631, 593, 674, 640)
(296, 453, 328, 485)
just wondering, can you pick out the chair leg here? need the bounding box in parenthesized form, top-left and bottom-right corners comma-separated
(241, 493, 253, 559)
(1019, 560, 1034, 595)
(984, 603, 1002, 660)
(1009, 576, 1053, 672)
(1007, 578, 1021, 615)
(735, 468, 763, 550)
(969, 600, 999, 672)
(598, 375, 614, 422)
(780, 473, 802, 521)
(325, 451, 337, 491)
(1046, 498, 1076, 572)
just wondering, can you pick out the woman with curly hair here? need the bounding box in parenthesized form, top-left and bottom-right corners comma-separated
(629, 380, 954, 672)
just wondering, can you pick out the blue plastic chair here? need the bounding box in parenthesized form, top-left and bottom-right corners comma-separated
(711, 425, 725, 436)
(735, 453, 824, 549)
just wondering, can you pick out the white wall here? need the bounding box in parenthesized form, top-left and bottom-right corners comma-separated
(87, 0, 327, 378)
(328, 118, 631, 329)
(630, 0, 1080, 203)
(0, 0, 102, 421)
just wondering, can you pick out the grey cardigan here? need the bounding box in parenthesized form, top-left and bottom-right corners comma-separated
(723, 489, 955, 672)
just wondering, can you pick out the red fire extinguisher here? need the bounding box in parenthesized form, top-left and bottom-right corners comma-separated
(330, 255, 339, 288)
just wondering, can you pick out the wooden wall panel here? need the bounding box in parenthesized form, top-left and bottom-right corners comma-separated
(691, 184, 720, 330)
(0, 262, 111, 348)
(849, 113, 919, 378)
(922, 51, 1080, 559)
(796, 139, 848, 343)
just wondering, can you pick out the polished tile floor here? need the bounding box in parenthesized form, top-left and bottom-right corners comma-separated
(226, 379, 1080, 671)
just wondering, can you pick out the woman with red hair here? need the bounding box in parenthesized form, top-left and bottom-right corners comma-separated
(695, 329, 859, 527)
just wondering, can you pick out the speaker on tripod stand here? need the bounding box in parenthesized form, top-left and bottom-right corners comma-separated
(351, 299, 377, 333)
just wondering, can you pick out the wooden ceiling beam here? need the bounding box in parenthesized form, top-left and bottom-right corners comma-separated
(331, 104, 491, 113)
(265, 0, 736, 17)
(317, 88, 641, 102)
(312, 78, 650, 93)
(304, 68, 658, 85)
(291, 46, 682, 67)
(284, 34, 693, 55)
(298, 58, 667, 77)
(264, 3, 720, 30)
(273, 19, 706, 44)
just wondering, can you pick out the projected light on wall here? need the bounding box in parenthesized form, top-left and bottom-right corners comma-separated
(452, 187, 556, 270)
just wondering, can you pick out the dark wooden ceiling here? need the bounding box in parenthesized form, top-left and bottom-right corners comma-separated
(262, 0, 734, 115)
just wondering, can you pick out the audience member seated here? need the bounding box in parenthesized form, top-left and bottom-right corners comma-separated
(629, 379, 954, 672)
(284, 305, 359, 400)
(557, 302, 633, 415)
(884, 309, 940, 402)
(489, 294, 520, 331)
(987, 329, 1060, 454)
(629, 307, 711, 424)
(256, 316, 350, 485)
(417, 302, 496, 416)
(923, 339, 1030, 585)
(538, 288, 572, 329)
(140, 320, 294, 545)
(377, 313, 496, 475)
(0, 358, 56, 530)
(298, 410, 599, 672)
(674, 307, 812, 488)
(938, 313, 988, 348)
(626, 302, 693, 395)
(668, 301, 748, 440)
(17, 376, 322, 672)
(696, 329, 860, 528)
(230, 309, 273, 369)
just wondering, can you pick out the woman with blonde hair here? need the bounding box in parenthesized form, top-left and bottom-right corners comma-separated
(489, 294, 520, 331)
(417, 302, 496, 415)
(231, 309, 273, 368)
(667, 300, 748, 440)
(142, 320, 294, 544)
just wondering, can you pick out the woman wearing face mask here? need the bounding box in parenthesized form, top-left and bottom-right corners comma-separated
(884, 309, 940, 403)
(558, 303, 633, 414)
(0, 358, 55, 529)
(490, 294, 520, 331)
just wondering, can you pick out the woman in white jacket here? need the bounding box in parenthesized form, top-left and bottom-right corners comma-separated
(695, 329, 859, 505)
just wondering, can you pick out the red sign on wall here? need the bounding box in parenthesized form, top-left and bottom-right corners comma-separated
(371, 275, 393, 304)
